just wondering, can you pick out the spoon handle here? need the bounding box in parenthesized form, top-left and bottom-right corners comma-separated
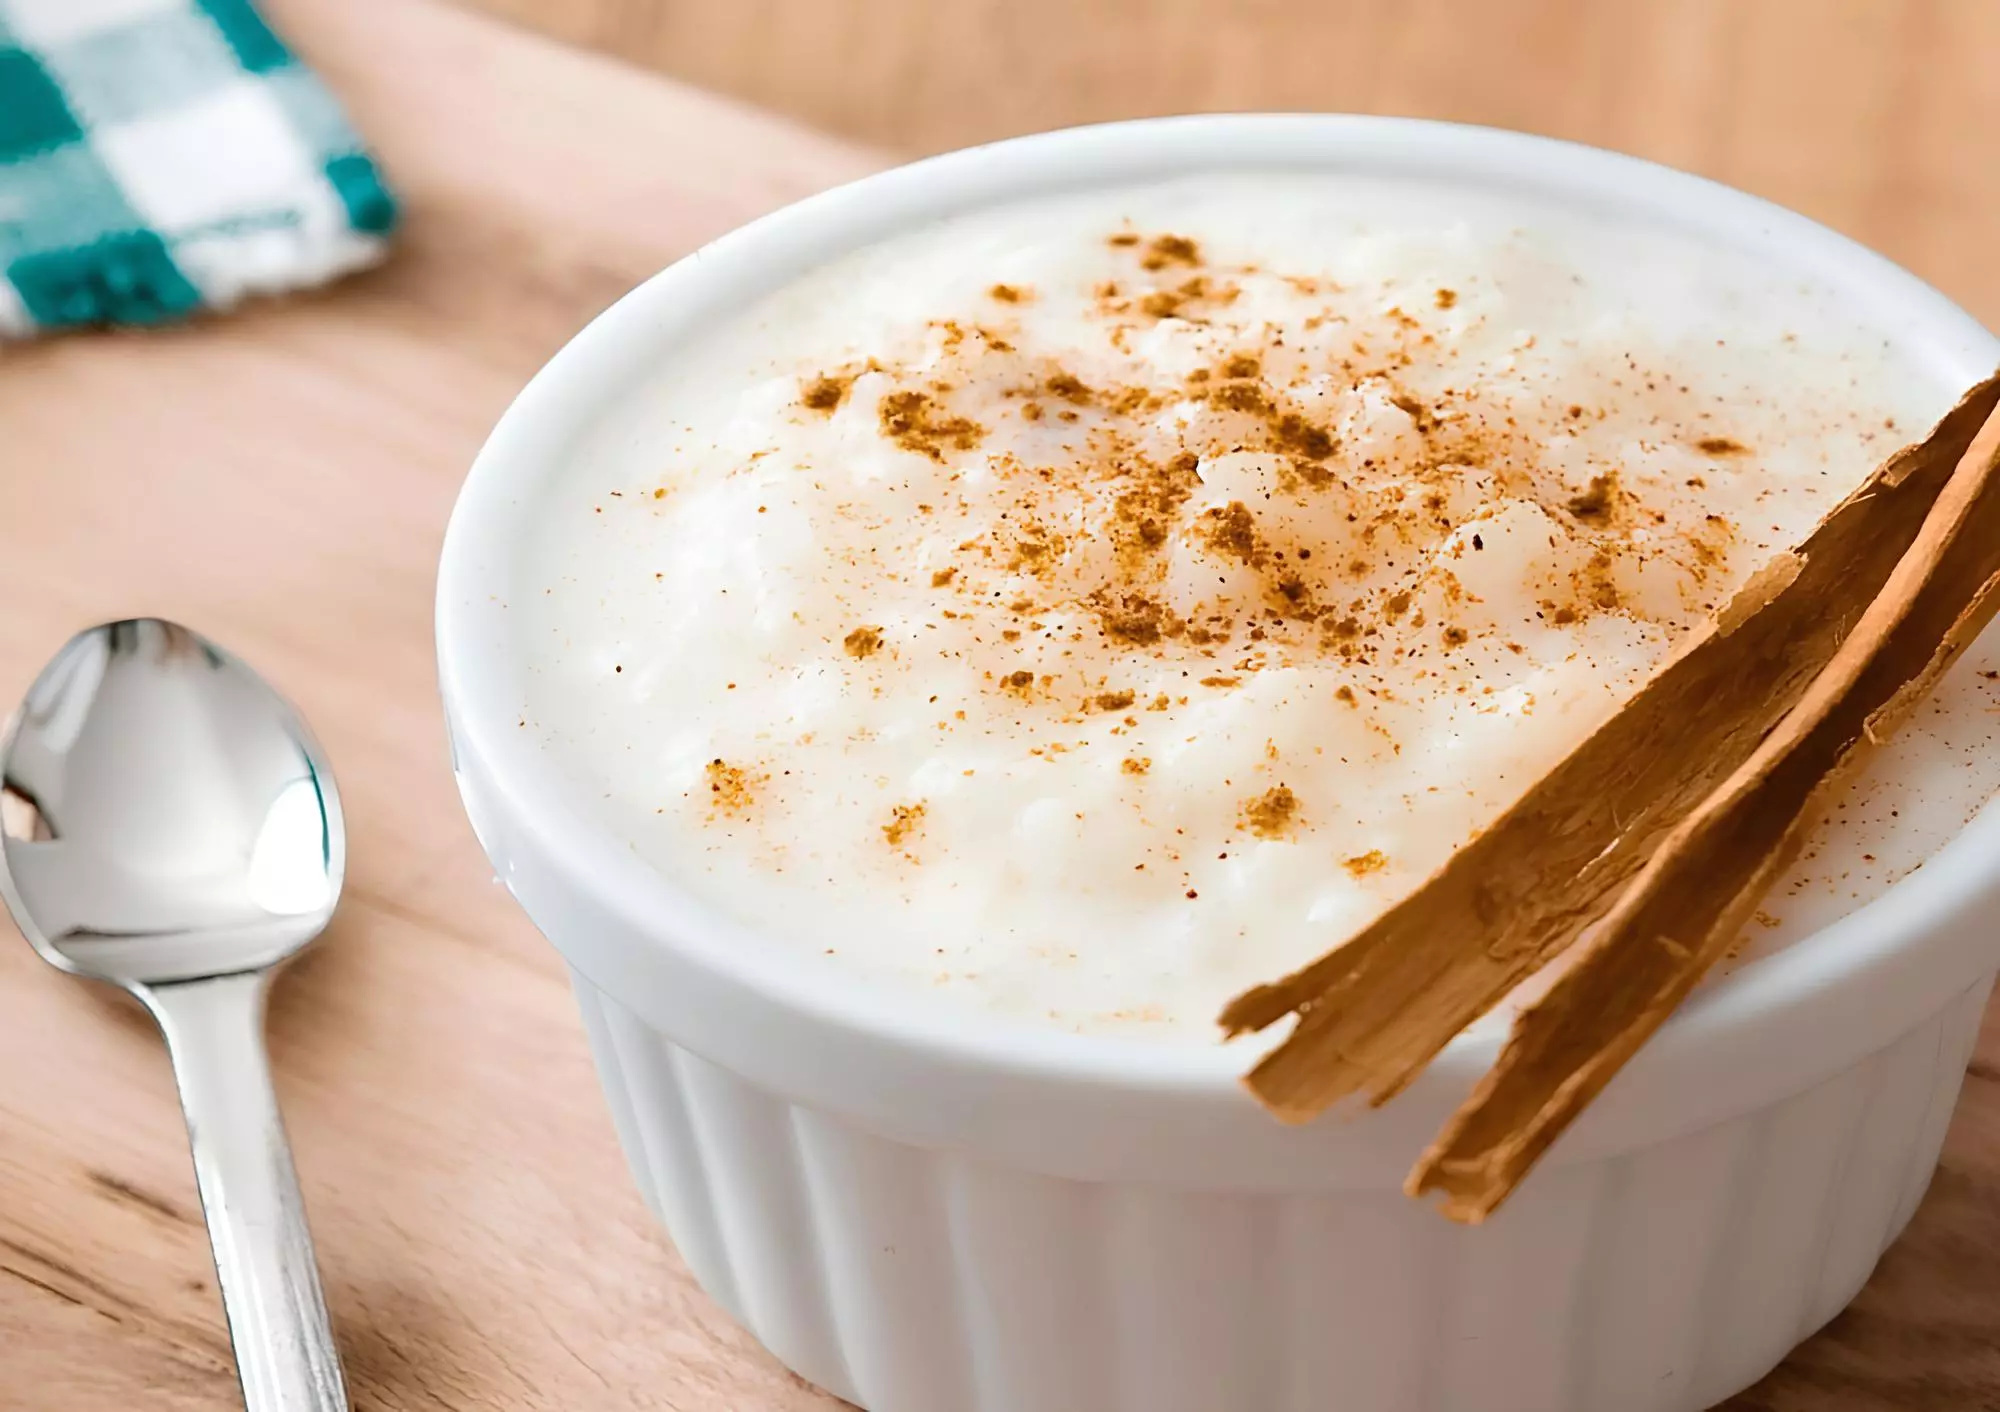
(145, 971, 350, 1412)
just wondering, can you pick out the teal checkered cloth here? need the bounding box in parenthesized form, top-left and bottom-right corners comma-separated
(0, 0, 394, 335)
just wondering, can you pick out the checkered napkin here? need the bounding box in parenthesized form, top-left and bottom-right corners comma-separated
(0, 0, 395, 335)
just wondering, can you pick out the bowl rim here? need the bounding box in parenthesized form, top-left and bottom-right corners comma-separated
(437, 112, 2000, 1113)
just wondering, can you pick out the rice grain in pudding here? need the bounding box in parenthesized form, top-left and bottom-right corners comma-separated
(520, 175, 2000, 1037)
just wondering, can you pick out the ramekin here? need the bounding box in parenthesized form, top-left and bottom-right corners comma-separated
(438, 115, 2000, 1412)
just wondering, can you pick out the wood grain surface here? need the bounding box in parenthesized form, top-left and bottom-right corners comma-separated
(0, 0, 1996, 1408)
(458, 0, 2000, 326)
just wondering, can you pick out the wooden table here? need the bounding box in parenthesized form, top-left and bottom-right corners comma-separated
(465, 0, 2000, 329)
(0, 1, 1995, 1408)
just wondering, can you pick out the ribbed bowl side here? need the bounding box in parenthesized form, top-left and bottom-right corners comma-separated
(572, 971, 1991, 1412)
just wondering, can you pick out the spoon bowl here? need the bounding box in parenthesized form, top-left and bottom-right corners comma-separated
(0, 618, 344, 986)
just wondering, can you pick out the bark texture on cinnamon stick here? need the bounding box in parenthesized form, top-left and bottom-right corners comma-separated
(1218, 375, 2000, 1130)
(1410, 390, 2000, 1221)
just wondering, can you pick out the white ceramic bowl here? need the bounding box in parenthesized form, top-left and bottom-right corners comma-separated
(438, 116, 2000, 1412)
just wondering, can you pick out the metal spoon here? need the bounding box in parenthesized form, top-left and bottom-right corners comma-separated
(0, 619, 349, 1411)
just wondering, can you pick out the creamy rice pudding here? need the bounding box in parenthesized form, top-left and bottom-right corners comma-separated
(519, 174, 2000, 1036)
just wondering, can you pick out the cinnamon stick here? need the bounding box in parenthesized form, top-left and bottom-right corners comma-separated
(1410, 390, 2000, 1221)
(1219, 374, 2000, 1124)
